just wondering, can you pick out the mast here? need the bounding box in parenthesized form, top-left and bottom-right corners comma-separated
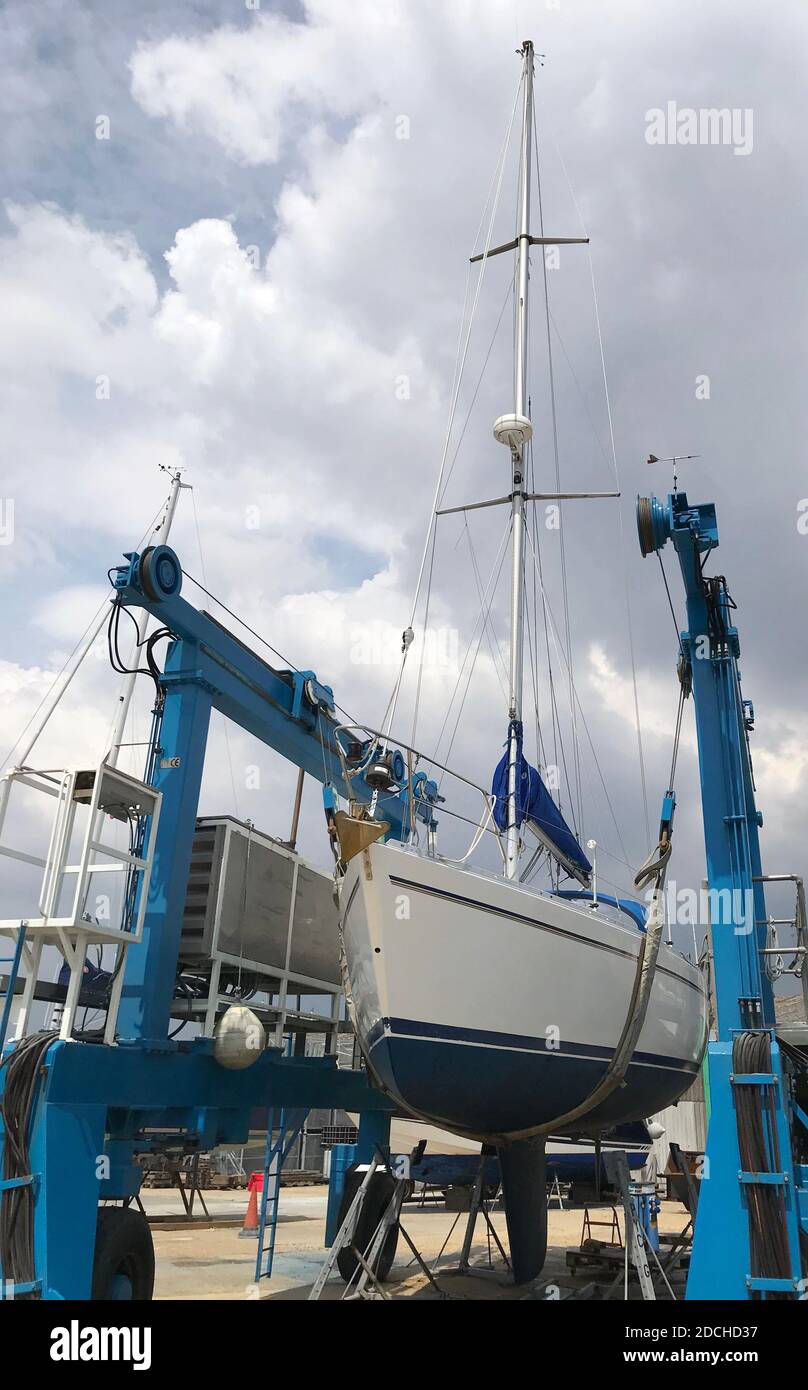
(504, 40, 535, 880)
(452, 43, 594, 882)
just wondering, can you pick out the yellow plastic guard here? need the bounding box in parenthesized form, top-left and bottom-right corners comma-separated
(334, 810, 388, 864)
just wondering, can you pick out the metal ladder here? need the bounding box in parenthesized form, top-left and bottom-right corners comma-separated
(547, 1173, 567, 1210)
(254, 1105, 308, 1284)
(0, 926, 27, 1052)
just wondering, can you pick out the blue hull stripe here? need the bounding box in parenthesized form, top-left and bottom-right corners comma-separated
(366, 1016, 700, 1075)
(364, 1022, 700, 1135)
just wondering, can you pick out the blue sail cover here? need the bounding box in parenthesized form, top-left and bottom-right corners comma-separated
(491, 720, 592, 877)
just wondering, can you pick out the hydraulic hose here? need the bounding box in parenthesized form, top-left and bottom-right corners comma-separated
(0, 1032, 58, 1298)
(733, 1031, 793, 1297)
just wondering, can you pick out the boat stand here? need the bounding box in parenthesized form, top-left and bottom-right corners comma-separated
(579, 1203, 622, 1249)
(609, 1155, 658, 1301)
(457, 1155, 509, 1276)
(605, 1153, 678, 1301)
(546, 1174, 569, 1210)
(310, 1153, 445, 1301)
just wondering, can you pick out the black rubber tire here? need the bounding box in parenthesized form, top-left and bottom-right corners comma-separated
(91, 1206, 155, 1301)
(335, 1168, 400, 1285)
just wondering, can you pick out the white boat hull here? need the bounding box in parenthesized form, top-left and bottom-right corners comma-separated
(340, 842, 708, 1143)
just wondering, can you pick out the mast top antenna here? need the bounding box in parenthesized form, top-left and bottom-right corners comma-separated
(518, 39, 543, 63)
(646, 452, 701, 493)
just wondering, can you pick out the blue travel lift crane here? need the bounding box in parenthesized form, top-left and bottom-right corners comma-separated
(0, 541, 446, 1300)
(2, 492, 807, 1302)
(637, 490, 808, 1298)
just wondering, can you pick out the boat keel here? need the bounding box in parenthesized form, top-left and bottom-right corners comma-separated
(498, 1137, 547, 1284)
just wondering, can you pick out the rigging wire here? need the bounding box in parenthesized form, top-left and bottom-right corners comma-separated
(551, 133, 652, 847)
(0, 493, 171, 770)
(393, 275, 513, 749)
(657, 552, 685, 654)
(533, 103, 585, 837)
(180, 569, 358, 740)
(436, 278, 513, 510)
(440, 524, 513, 775)
(407, 517, 439, 750)
(527, 441, 558, 781)
(526, 441, 579, 837)
(463, 519, 510, 699)
(190, 489, 241, 820)
(384, 69, 525, 746)
(523, 574, 547, 770)
(524, 524, 630, 864)
(669, 684, 686, 792)
(431, 517, 512, 772)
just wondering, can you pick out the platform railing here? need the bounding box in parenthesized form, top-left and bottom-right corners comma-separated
(754, 873, 808, 1022)
(0, 759, 161, 1042)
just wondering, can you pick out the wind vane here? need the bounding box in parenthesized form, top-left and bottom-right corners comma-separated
(646, 452, 701, 493)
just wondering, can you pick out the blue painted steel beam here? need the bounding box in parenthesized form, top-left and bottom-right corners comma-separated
(638, 493, 771, 1034)
(38, 1039, 394, 1113)
(637, 492, 803, 1299)
(112, 548, 418, 1043)
(117, 644, 211, 1042)
(10, 1041, 392, 1299)
(3, 546, 405, 1299)
(113, 552, 411, 823)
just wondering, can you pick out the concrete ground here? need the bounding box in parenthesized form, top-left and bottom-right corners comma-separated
(144, 1185, 692, 1301)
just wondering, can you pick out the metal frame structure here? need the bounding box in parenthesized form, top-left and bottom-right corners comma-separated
(638, 490, 808, 1299)
(183, 815, 343, 1045)
(4, 483, 806, 1300)
(0, 760, 161, 1044)
(0, 542, 397, 1300)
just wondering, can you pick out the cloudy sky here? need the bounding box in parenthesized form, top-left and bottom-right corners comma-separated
(1, 0, 807, 961)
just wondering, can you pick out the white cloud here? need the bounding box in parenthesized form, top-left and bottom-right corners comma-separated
(587, 641, 693, 746)
(128, 5, 395, 167)
(4, 0, 808, 899)
(754, 721, 808, 802)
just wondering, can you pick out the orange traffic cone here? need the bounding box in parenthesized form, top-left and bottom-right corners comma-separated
(239, 1172, 263, 1238)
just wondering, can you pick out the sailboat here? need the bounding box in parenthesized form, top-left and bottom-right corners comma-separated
(336, 41, 707, 1281)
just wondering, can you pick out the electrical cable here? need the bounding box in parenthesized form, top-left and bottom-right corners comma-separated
(0, 1031, 59, 1297)
(107, 600, 174, 693)
(733, 1031, 793, 1296)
